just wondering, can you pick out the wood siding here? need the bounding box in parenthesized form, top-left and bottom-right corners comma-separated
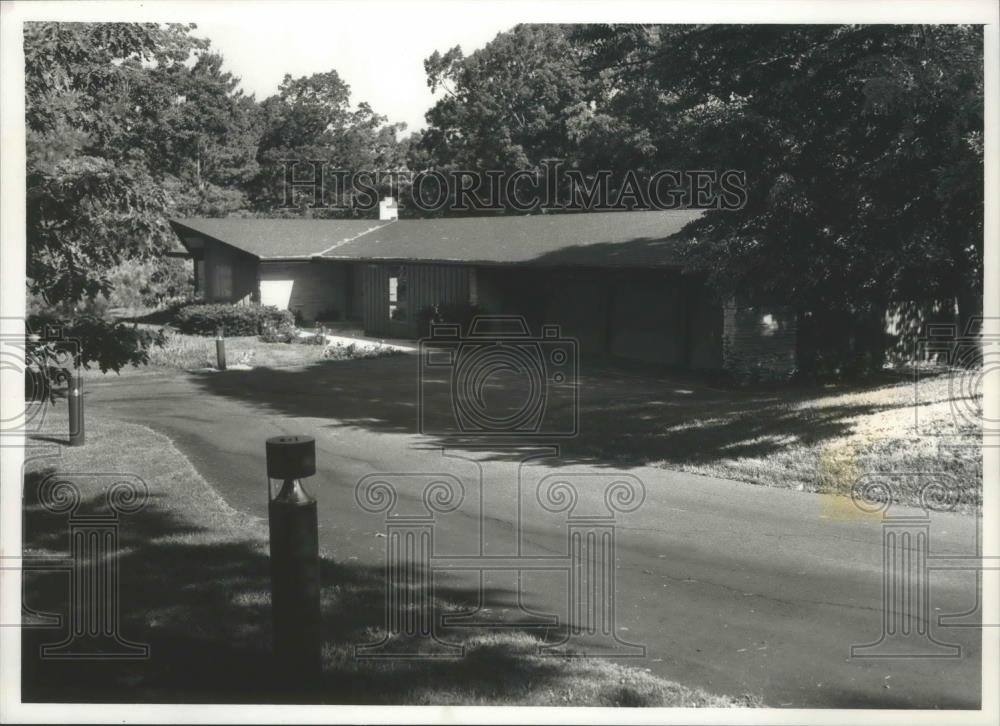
(363, 263, 471, 338)
(203, 239, 257, 304)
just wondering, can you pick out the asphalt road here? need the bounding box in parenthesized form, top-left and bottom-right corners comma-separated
(82, 357, 982, 708)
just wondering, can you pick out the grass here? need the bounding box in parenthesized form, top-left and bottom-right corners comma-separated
(22, 412, 756, 707)
(68, 314, 981, 511)
(146, 329, 328, 370)
(85, 305, 395, 377)
(101, 337, 980, 513)
(641, 370, 982, 511)
(81, 328, 399, 378)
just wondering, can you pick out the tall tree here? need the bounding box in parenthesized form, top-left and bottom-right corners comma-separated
(138, 52, 263, 215)
(575, 24, 984, 369)
(252, 71, 406, 215)
(25, 22, 209, 300)
(24, 22, 207, 369)
(420, 25, 602, 170)
(416, 24, 655, 213)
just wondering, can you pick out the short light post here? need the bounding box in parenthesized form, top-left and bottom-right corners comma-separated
(67, 371, 84, 447)
(266, 435, 321, 683)
(215, 326, 227, 371)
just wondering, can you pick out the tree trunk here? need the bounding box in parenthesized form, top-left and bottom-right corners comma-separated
(795, 309, 816, 378)
(956, 287, 983, 365)
(867, 303, 887, 375)
(956, 287, 981, 336)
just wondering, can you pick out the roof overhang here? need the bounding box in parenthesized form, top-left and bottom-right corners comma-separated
(168, 210, 703, 268)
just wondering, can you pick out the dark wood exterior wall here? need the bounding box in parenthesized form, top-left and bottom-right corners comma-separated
(202, 238, 258, 304)
(471, 266, 725, 369)
(361, 262, 731, 369)
(362, 263, 472, 338)
(191, 242, 787, 374)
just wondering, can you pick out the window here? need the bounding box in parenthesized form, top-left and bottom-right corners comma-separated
(388, 266, 408, 321)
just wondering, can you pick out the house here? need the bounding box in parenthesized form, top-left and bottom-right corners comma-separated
(169, 206, 797, 376)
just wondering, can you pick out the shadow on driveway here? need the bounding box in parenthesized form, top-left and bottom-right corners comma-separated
(185, 354, 909, 469)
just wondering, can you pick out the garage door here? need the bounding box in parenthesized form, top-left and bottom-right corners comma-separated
(609, 281, 686, 365)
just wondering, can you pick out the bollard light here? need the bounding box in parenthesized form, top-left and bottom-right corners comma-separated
(67, 371, 84, 447)
(215, 325, 227, 370)
(266, 435, 321, 684)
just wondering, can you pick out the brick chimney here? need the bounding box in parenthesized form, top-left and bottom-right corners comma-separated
(378, 196, 398, 221)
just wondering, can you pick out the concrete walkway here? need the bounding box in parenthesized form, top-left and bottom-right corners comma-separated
(298, 326, 417, 352)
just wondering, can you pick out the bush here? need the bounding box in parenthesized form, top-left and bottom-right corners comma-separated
(174, 303, 294, 336)
(105, 258, 194, 310)
(258, 322, 296, 343)
(161, 293, 203, 312)
(322, 342, 401, 361)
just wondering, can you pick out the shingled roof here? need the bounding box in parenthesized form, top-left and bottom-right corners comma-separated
(170, 218, 391, 259)
(170, 210, 703, 267)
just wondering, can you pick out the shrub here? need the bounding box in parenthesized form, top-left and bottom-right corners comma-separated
(105, 258, 194, 310)
(258, 314, 301, 344)
(258, 325, 296, 344)
(174, 303, 294, 336)
(161, 293, 203, 312)
(104, 260, 148, 310)
(321, 342, 401, 361)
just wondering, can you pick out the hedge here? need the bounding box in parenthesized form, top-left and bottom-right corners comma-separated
(173, 303, 295, 336)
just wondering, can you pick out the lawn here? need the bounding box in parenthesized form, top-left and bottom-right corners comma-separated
(571, 367, 982, 512)
(80, 327, 398, 378)
(70, 328, 983, 514)
(670, 372, 980, 511)
(21, 411, 757, 707)
(147, 329, 329, 369)
(104, 337, 980, 513)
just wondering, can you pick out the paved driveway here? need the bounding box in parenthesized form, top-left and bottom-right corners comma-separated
(85, 355, 981, 708)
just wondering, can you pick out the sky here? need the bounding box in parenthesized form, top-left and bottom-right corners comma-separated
(195, 10, 515, 134)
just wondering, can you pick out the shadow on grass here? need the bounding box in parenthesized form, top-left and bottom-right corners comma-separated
(19, 468, 598, 705)
(183, 354, 916, 469)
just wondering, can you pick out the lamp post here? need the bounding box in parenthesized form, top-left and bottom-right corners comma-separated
(266, 435, 321, 683)
(67, 371, 84, 447)
(215, 326, 227, 370)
